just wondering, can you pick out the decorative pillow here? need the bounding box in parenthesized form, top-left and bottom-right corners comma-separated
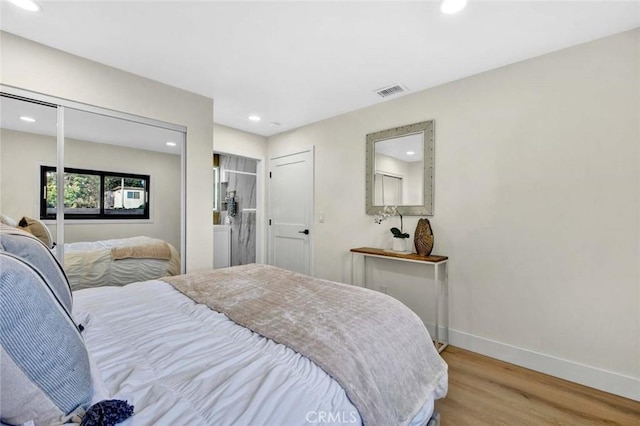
(0, 253, 92, 426)
(18, 216, 54, 249)
(0, 226, 72, 312)
(0, 213, 17, 227)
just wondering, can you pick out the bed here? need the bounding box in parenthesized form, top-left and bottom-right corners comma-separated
(63, 236, 181, 290)
(0, 214, 180, 290)
(0, 225, 448, 426)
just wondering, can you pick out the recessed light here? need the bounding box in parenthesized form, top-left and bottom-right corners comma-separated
(166, 142, 177, 147)
(8, 0, 41, 12)
(269, 122, 281, 127)
(20, 116, 36, 123)
(406, 151, 415, 155)
(248, 115, 261, 122)
(441, 0, 467, 14)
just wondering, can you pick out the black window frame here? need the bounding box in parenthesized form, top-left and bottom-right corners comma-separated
(40, 166, 150, 220)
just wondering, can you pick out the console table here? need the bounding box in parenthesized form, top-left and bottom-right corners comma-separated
(350, 247, 449, 353)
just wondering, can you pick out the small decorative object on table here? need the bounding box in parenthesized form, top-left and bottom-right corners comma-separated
(390, 226, 409, 251)
(375, 205, 410, 252)
(414, 218, 434, 256)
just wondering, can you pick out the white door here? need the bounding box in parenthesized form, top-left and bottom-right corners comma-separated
(268, 149, 313, 275)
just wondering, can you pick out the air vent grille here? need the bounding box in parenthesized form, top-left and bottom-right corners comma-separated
(375, 84, 408, 98)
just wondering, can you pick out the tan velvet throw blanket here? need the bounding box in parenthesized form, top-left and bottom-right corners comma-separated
(111, 241, 172, 260)
(162, 264, 447, 426)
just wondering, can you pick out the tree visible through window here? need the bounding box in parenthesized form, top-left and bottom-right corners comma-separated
(41, 166, 149, 219)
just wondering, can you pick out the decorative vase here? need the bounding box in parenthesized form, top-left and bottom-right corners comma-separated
(392, 237, 406, 252)
(414, 218, 434, 256)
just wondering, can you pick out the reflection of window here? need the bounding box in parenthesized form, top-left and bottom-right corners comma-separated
(40, 166, 149, 219)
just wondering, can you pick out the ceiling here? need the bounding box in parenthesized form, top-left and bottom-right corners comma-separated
(376, 133, 424, 162)
(1, 1, 638, 137)
(1, 96, 184, 154)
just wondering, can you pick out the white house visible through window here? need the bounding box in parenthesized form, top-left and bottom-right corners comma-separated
(40, 166, 150, 220)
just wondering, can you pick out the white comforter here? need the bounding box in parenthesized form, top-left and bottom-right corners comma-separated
(73, 280, 435, 426)
(64, 237, 180, 290)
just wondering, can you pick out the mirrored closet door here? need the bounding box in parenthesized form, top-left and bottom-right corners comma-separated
(0, 95, 59, 249)
(62, 108, 183, 253)
(0, 88, 186, 280)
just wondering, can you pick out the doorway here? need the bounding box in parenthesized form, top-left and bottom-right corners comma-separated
(213, 153, 257, 267)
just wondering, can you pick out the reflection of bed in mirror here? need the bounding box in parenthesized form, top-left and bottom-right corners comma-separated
(63, 236, 181, 290)
(0, 212, 181, 289)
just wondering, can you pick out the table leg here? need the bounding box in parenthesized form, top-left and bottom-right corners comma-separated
(444, 261, 449, 349)
(351, 252, 355, 285)
(434, 262, 440, 351)
(363, 256, 367, 289)
(436, 261, 449, 353)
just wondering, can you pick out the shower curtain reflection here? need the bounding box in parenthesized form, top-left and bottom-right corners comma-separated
(216, 153, 257, 266)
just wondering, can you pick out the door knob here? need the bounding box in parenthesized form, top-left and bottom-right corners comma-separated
(298, 229, 310, 235)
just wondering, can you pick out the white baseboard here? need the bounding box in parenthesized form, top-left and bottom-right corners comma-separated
(426, 326, 639, 402)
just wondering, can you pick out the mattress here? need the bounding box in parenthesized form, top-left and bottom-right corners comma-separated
(73, 280, 437, 426)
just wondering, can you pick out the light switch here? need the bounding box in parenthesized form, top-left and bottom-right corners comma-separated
(319, 213, 325, 223)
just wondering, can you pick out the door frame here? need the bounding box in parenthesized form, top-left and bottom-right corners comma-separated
(267, 146, 315, 276)
(213, 151, 265, 266)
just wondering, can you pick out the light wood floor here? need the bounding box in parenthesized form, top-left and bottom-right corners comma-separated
(434, 346, 640, 425)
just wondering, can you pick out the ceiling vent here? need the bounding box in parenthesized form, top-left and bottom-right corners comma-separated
(375, 84, 408, 98)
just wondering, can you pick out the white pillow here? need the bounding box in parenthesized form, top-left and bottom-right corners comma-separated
(0, 213, 17, 227)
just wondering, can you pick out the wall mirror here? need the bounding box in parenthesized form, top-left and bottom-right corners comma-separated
(366, 120, 434, 215)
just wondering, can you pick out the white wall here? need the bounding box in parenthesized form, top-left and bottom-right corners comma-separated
(267, 29, 640, 399)
(214, 123, 267, 160)
(0, 129, 181, 250)
(213, 123, 268, 263)
(0, 32, 214, 271)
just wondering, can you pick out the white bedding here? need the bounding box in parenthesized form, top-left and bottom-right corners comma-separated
(64, 237, 180, 290)
(73, 280, 435, 426)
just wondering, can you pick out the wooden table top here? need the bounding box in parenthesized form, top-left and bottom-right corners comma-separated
(350, 247, 448, 262)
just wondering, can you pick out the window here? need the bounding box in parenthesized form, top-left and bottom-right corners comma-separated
(40, 166, 150, 220)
